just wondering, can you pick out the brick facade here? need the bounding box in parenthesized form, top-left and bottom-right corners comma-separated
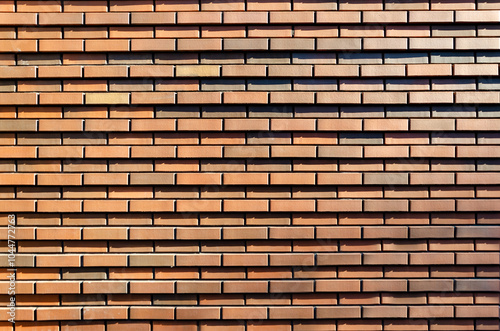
(0, 0, 499, 330)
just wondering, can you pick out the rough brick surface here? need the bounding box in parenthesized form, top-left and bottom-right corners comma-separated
(0, 0, 499, 329)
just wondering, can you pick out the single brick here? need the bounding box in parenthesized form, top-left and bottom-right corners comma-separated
(339, 133, 382, 145)
(224, 12, 268, 24)
(317, 11, 361, 24)
(385, 53, 428, 64)
(317, 38, 362, 50)
(457, 37, 500, 49)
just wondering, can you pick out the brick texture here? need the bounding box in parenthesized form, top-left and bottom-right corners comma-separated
(0, 0, 499, 329)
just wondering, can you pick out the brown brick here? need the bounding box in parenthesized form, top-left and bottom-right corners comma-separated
(222, 65, 266, 77)
(0, 1, 498, 326)
(83, 307, 128, 320)
(269, 65, 312, 77)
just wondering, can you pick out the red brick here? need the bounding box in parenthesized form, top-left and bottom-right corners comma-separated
(269, 65, 312, 77)
(458, 146, 500, 158)
(177, 281, 222, 293)
(317, 92, 361, 104)
(387, 25, 430, 37)
(222, 307, 267, 320)
(84, 66, 127, 78)
(178, 92, 221, 104)
(129, 200, 174, 212)
(36, 307, 81, 321)
(316, 280, 361, 294)
(178, 39, 222, 51)
(270, 119, 316, 131)
(0, 1, 497, 326)
(39, 13, 83, 25)
(244, 0, 290, 10)
(269, 306, 314, 319)
(224, 199, 269, 212)
(385, 133, 429, 145)
(84, 307, 128, 320)
(222, 228, 267, 241)
(38, 200, 82, 213)
(86, 146, 129, 158)
(178, 12, 221, 24)
(130, 119, 175, 131)
(410, 252, 455, 265)
(223, 254, 268, 267)
(0, 146, 36, 158)
(130, 39, 174, 52)
(411, 199, 455, 212)
(410, 173, 455, 186)
(0, 66, 35, 79)
(457, 91, 500, 104)
(456, 252, 500, 265)
(269, 11, 313, 23)
(317, 11, 360, 23)
(83, 280, 127, 294)
(222, 65, 267, 77)
(130, 92, 174, 105)
(177, 254, 221, 267)
(129, 308, 174, 321)
(341, 26, 384, 38)
(0, 13, 36, 25)
(156, 26, 196, 38)
(0, 93, 37, 105)
(0, 173, 34, 185)
(457, 199, 500, 212)
(315, 65, 359, 77)
(250, 26, 292, 38)
(39, 39, 83, 52)
(409, 306, 454, 318)
(365, 146, 409, 158)
(178, 146, 222, 158)
(177, 200, 222, 212)
(202, 132, 244, 145)
(83, 200, 128, 212)
(458, 173, 500, 185)
(408, 64, 452, 76)
(364, 306, 407, 318)
(410, 91, 454, 104)
(130, 9, 172, 23)
(36, 255, 80, 268)
(270, 200, 315, 212)
(318, 119, 362, 131)
(108, 0, 153, 11)
(86, 12, 128, 24)
(224, 11, 268, 24)
(85, 119, 129, 131)
(40, 92, 84, 105)
(361, 65, 405, 77)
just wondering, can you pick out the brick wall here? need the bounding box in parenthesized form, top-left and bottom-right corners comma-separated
(0, 0, 499, 330)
